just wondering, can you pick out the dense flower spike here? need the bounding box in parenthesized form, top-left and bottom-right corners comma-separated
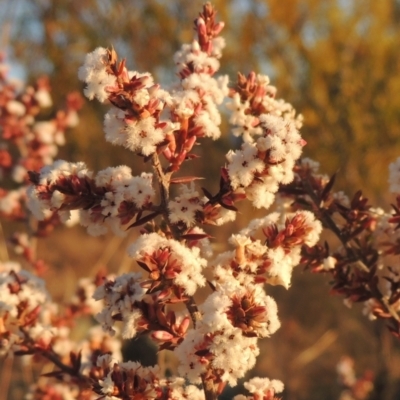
(20, 3, 320, 398)
(28, 161, 156, 235)
(210, 211, 321, 289)
(225, 74, 305, 210)
(128, 232, 207, 296)
(93, 272, 145, 338)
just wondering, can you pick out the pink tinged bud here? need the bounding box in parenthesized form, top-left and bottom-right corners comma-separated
(184, 136, 197, 152)
(265, 389, 276, 400)
(25, 305, 41, 325)
(148, 97, 161, 112)
(176, 150, 188, 165)
(253, 86, 266, 104)
(152, 330, 175, 342)
(157, 121, 168, 130)
(178, 316, 191, 334)
(179, 68, 192, 79)
(194, 103, 203, 114)
(251, 117, 260, 127)
(137, 75, 150, 87)
(213, 22, 225, 36)
(300, 138, 307, 146)
(188, 125, 203, 137)
(286, 224, 294, 236)
(70, 175, 81, 189)
(164, 270, 178, 279)
(192, 40, 201, 52)
(157, 289, 171, 300)
(157, 249, 170, 264)
(235, 246, 245, 264)
(117, 59, 126, 76)
(148, 84, 160, 95)
(248, 71, 256, 86)
(90, 205, 103, 213)
(197, 17, 206, 31)
(205, 42, 212, 54)
(163, 148, 172, 161)
(120, 68, 130, 82)
(275, 231, 285, 245)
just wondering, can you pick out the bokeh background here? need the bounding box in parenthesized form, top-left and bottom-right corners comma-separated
(1, 0, 400, 399)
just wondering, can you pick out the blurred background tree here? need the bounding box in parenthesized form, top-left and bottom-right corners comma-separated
(3, 0, 400, 198)
(2, 0, 400, 399)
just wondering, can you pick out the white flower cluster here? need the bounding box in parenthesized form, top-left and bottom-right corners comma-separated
(96, 356, 205, 400)
(365, 206, 400, 319)
(227, 74, 303, 143)
(5, 99, 27, 117)
(70, 277, 104, 315)
(233, 377, 284, 400)
(27, 161, 155, 236)
(32, 119, 65, 155)
(0, 262, 56, 355)
(0, 187, 25, 216)
(20, 5, 335, 397)
(78, 47, 117, 102)
(173, 211, 322, 387)
(82, 166, 155, 236)
(168, 183, 203, 226)
(201, 281, 280, 338)
(174, 38, 223, 75)
(27, 160, 90, 220)
(224, 73, 309, 210)
(175, 322, 260, 386)
(7, 116, 72, 184)
(213, 211, 322, 289)
(80, 48, 179, 156)
(128, 232, 207, 295)
(93, 272, 145, 338)
(104, 103, 178, 156)
(79, 325, 122, 371)
(226, 116, 303, 209)
(172, 37, 228, 140)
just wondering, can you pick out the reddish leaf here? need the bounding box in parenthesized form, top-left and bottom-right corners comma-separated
(170, 176, 203, 184)
(218, 200, 238, 212)
(28, 171, 40, 185)
(127, 211, 160, 229)
(321, 172, 336, 201)
(207, 280, 216, 291)
(42, 370, 65, 378)
(202, 187, 213, 200)
(181, 233, 211, 241)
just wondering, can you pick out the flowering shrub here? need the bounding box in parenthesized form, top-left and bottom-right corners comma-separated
(1, 3, 400, 400)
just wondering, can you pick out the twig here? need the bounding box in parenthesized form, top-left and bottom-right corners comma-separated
(90, 234, 123, 275)
(152, 153, 216, 398)
(0, 354, 13, 400)
(381, 297, 400, 323)
(292, 330, 337, 368)
(304, 178, 400, 324)
(0, 221, 9, 262)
